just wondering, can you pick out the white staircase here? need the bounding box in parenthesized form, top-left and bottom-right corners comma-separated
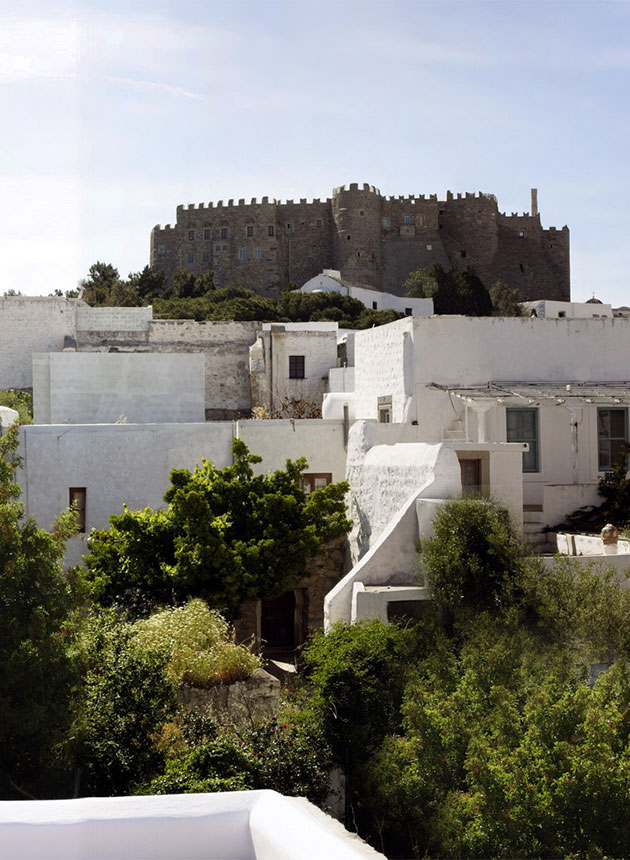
(522, 505, 555, 554)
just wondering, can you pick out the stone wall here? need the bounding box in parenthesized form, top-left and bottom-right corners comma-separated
(151, 183, 570, 301)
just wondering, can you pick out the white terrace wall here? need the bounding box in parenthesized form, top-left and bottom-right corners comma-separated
(0, 297, 81, 389)
(33, 353, 205, 424)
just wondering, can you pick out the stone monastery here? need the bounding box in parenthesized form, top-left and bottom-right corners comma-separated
(151, 183, 570, 301)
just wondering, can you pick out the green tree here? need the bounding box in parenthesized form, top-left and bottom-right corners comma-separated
(84, 440, 351, 618)
(419, 497, 526, 615)
(0, 389, 33, 424)
(403, 264, 492, 316)
(0, 424, 78, 798)
(80, 262, 120, 305)
(127, 266, 167, 300)
(72, 610, 177, 796)
(490, 281, 524, 316)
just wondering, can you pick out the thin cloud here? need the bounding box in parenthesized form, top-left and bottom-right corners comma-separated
(102, 75, 204, 101)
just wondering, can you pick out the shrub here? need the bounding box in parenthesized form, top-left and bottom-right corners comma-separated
(132, 599, 261, 687)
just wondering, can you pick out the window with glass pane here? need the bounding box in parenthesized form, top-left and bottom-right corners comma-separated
(506, 408, 539, 472)
(598, 408, 627, 470)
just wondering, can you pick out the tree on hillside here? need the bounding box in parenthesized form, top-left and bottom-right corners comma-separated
(83, 440, 351, 619)
(403, 264, 493, 316)
(79, 262, 121, 305)
(0, 424, 78, 798)
(490, 281, 524, 316)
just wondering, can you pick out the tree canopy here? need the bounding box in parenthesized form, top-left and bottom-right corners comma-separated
(404, 264, 524, 316)
(84, 440, 351, 618)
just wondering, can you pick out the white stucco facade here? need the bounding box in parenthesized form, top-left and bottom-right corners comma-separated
(18, 419, 346, 568)
(299, 270, 434, 317)
(32, 352, 206, 424)
(350, 315, 630, 527)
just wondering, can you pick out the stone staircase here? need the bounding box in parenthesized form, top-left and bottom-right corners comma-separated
(522, 504, 556, 554)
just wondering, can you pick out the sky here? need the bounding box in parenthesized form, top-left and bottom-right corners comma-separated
(2, 0, 629, 304)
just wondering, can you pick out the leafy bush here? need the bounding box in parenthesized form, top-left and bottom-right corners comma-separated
(419, 497, 526, 614)
(0, 388, 33, 424)
(133, 599, 261, 687)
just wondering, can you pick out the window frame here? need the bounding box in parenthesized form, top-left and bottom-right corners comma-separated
(288, 355, 305, 379)
(302, 473, 332, 495)
(506, 407, 540, 473)
(597, 407, 628, 471)
(69, 487, 86, 533)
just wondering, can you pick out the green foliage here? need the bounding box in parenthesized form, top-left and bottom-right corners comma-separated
(403, 264, 492, 316)
(490, 281, 525, 316)
(0, 388, 33, 424)
(84, 439, 351, 618)
(132, 599, 261, 686)
(80, 262, 123, 305)
(0, 424, 78, 798)
(144, 707, 332, 803)
(419, 497, 526, 614)
(72, 610, 177, 796)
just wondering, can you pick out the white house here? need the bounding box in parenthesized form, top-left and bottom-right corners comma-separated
(299, 269, 434, 317)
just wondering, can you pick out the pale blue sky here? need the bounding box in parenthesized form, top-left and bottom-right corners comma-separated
(2, 0, 629, 303)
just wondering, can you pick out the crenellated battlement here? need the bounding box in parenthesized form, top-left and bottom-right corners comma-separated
(151, 183, 570, 303)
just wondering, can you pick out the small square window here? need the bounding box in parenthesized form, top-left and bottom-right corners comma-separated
(202, 251, 210, 263)
(519, 231, 525, 237)
(221, 228, 228, 239)
(268, 225, 275, 237)
(157, 245, 165, 255)
(289, 355, 305, 379)
(237, 248, 245, 260)
(426, 243, 432, 251)
(215, 244, 221, 251)
(188, 230, 195, 241)
(405, 307, 412, 316)
(203, 229, 211, 240)
(372, 301, 378, 310)
(316, 219, 322, 228)
(254, 248, 262, 259)
(247, 225, 254, 237)
(69, 487, 86, 533)
(302, 473, 332, 494)
(360, 210, 365, 216)
(222, 244, 228, 251)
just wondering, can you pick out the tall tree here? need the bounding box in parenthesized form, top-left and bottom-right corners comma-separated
(84, 440, 351, 619)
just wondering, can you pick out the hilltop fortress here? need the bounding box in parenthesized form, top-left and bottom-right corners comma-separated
(150, 183, 570, 300)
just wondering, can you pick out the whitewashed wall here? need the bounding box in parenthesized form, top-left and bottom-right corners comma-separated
(0, 297, 80, 389)
(33, 353, 205, 424)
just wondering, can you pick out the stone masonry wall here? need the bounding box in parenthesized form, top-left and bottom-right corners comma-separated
(151, 183, 570, 301)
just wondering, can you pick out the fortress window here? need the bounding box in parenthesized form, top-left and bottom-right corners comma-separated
(187, 252, 194, 263)
(202, 251, 210, 263)
(405, 308, 412, 316)
(247, 225, 254, 237)
(215, 244, 221, 251)
(360, 210, 364, 216)
(289, 355, 305, 379)
(204, 229, 211, 240)
(188, 230, 195, 241)
(222, 244, 228, 251)
(418, 215, 424, 226)
(461, 250, 467, 259)
(382, 218, 389, 228)
(347, 235, 351, 241)
(519, 231, 525, 237)
(157, 245, 165, 255)
(426, 244, 432, 251)
(237, 248, 246, 260)
(372, 301, 378, 310)
(519, 263, 525, 273)
(316, 219, 322, 228)
(268, 225, 275, 237)
(254, 248, 262, 259)
(403, 215, 412, 225)
(221, 228, 228, 239)
(286, 223, 291, 230)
